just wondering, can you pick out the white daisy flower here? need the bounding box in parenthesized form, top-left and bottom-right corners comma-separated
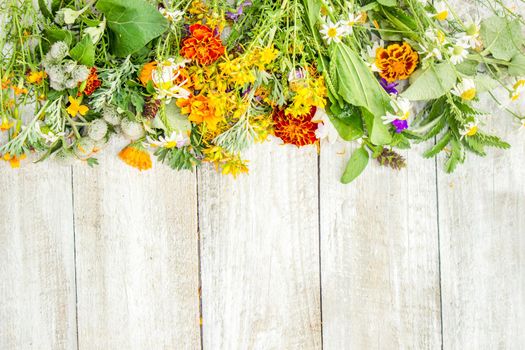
(448, 43, 469, 65)
(456, 16, 482, 49)
(365, 39, 384, 72)
(320, 20, 344, 44)
(311, 108, 339, 144)
(160, 8, 185, 23)
(433, 1, 449, 21)
(425, 28, 447, 46)
(460, 119, 479, 138)
(452, 79, 477, 101)
(382, 98, 412, 124)
(146, 131, 189, 149)
(340, 13, 363, 35)
(510, 79, 525, 102)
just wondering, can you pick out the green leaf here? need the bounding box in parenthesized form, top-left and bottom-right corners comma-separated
(423, 133, 451, 158)
(70, 36, 95, 66)
(456, 60, 479, 76)
(480, 16, 523, 61)
(508, 54, 525, 76)
(401, 63, 457, 101)
(302, 0, 321, 31)
(341, 147, 369, 184)
(96, 0, 168, 57)
(329, 113, 364, 141)
(333, 43, 392, 145)
(474, 75, 499, 93)
(44, 27, 73, 46)
(377, 0, 397, 6)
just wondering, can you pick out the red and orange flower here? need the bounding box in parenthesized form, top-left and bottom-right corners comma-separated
(273, 106, 318, 147)
(80, 68, 102, 96)
(180, 24, 225, 65)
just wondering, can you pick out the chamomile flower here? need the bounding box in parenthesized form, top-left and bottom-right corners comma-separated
(448, 43, 469, 65)
(460, 119, 479, 138)
(456, 16, 482, 49)
(510, 79, 525, 102)
(160, 8, 185, 22)
(425, 28, 447, 46)
(320, 20, 344, 44)
(452, 79, 477, 101)
(311, 108, 339, 144)
(433, 1, 449, 21)
(419, 44, 443, 62)
(340, 13, 363, 35)
(382, 98, 412, 132)
(152, 58, 191, 101)
(146, 131, 189, 149)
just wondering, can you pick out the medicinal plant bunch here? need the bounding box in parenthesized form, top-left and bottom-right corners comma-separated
(0, 0, 523, 183)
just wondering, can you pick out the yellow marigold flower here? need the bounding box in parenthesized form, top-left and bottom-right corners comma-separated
(118, 145, 152, 171)
(27, 71, 47, 84)
(375, 42, 419, 82)
(256, 46, 279, 68)
(139, 61, 157, 86)
(66, 96, 89, 117)
(2, 152, 26, 168)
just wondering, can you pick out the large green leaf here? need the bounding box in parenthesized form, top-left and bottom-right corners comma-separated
(508, 53, 525, 76)
(70, 35, 95, 66)
(96, 0, 168, 57)
(480, 16, 523, 61)
(328, 107, 364, 141)
(401, 63, 456, 101)
(341, 147, 369, 184)
(333, 43, 392, 145)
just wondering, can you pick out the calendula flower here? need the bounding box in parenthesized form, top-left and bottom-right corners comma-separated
(452, 79, 477, 101)
(27, 71, 47, 84)
(180, 24, 226, 65)
(177, 95, 223, 130)
(66, 96, 89, 116)
(460, 119, 479, 138)
(320, 20, 344, 44)
(433, 1, 449, 21)
(510, 79, 525, 101)
(273, 106, 318, 146)
(448, 43, 469, 65)
(118, 145, 152, 171)
(139, 61, 157, 86)
(375, 42, 419, 82)
(311, 108, 339, 144)
(146, 131, 189, 149)
(382, 98, 412, 133)
(2, 152, 26, 168)
(340, 13, 363, 35)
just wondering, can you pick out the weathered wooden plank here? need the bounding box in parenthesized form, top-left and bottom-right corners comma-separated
(319, 143, 442, 349)
(198, 142, 322, 349)
(72, 139, 201, 349)
(0, 162, 77, 350)
(438, 95, 525, 349)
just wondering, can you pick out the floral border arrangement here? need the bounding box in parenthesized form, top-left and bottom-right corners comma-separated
(1, 0, 524, 183)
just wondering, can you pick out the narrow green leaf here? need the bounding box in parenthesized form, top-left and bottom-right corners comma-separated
(341, 147, 369, 184)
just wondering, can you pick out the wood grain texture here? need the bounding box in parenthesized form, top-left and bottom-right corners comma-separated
(0, 162, 77, 350)
(319, 143, 442, 349)
(438, 92, 525, 349)
(198, 141, 322, 350)
(72, 139, 201, 350)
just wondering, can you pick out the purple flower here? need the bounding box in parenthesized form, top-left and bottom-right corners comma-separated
(226, 0, 252, 21)
(392, 119, 408, 133)
(380, 78, 399, 95)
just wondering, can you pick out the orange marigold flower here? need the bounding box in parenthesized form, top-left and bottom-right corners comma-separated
(118, 145, 152, 171)
(180, 24, 225, 65)
(80, 67, 102, 96)
(273, 106, 318, 147)
(12, 86, 28, 95)
(139, 61, 157, 86)
(27, 71, 47, 84)
(375, 42, 419, 83)
(177, 94, 223, 130)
